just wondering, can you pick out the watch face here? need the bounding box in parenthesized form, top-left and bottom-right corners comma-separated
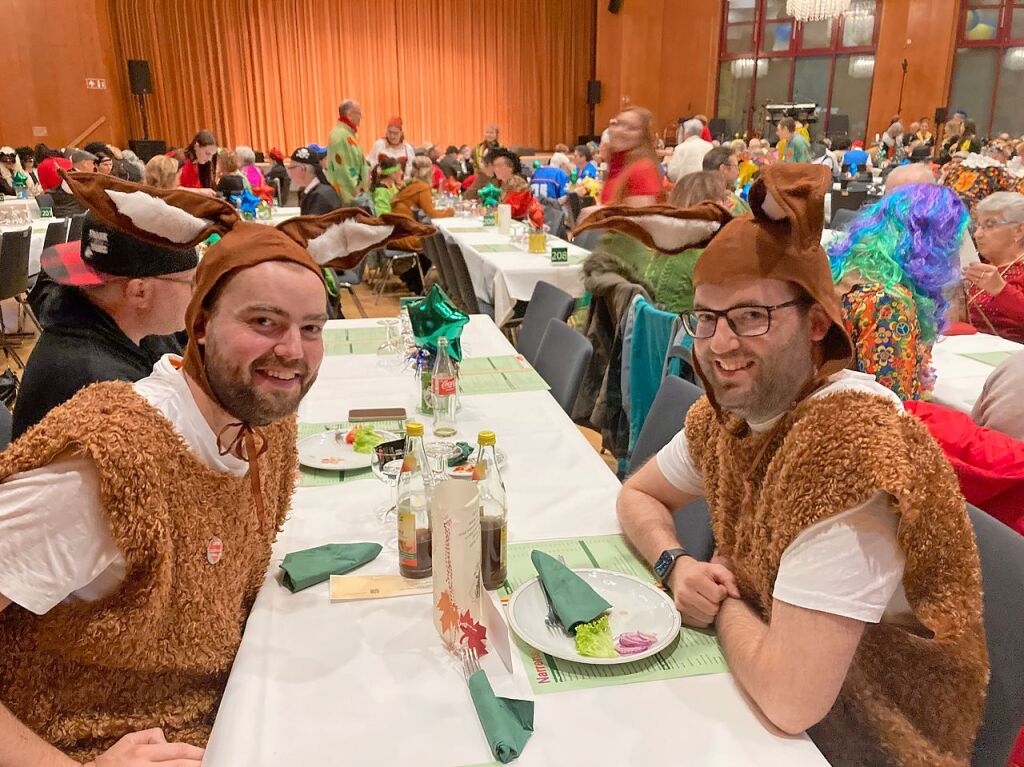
(654, 552, 673, 579)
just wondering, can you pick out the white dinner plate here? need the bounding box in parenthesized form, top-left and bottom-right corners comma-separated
(445, 446, 508, 479)
(506, 568, 681, 666)
(297, 429, 399, 471)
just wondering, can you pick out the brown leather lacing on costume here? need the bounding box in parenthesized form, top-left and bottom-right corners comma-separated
(217, 422, 269, 528)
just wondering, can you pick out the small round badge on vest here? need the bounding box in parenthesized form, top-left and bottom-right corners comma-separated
(207, 536, 224, 565)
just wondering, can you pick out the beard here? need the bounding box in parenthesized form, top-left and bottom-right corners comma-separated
(696, 336, 817, 423)
(204, 337, 317, 426)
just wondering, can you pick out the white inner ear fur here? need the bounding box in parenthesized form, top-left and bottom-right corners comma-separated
(105, 189, 211, 243)
(637, 216, 721, 252)
(305, 219, 396, 265)
(759, 190, 787, 221)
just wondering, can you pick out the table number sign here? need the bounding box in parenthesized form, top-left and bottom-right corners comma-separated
(550, 246, 568, 263)
(39, 207, 53, 218)
(482, 209, 496, 227)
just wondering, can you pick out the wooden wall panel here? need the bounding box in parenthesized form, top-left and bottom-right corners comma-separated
(867, 0, 960, 140)
(0, 0, 126, 148)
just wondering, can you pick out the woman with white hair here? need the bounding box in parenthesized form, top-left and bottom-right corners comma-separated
(965, 191, 1024, 342)
(235, 145, 264, 188)
(530, 151, 572, 198)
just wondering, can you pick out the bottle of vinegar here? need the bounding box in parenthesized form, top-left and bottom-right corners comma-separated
(397, 421, 432, 578)
(473, 430, 507, 590)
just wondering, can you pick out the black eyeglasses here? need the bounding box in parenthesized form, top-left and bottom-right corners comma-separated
(682, 300, 807, 339)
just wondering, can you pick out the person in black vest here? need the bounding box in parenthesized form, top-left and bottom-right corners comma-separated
(288, 145, 342, 215)
(12, 216, 197, 440)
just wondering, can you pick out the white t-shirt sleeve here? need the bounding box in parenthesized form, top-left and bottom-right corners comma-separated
(654, 429, 705, 496)
(0, 452, 123, 615)
(772, 491, 905, 623)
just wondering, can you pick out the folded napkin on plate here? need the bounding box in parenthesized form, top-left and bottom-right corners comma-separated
(531, 550, 611, 632)
(280, 542, 382, 593)
(447, 441, 474, 467)
(467, 669, 534, 764)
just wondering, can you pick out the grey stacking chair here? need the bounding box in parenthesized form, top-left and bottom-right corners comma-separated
(533, 319, 593, 415)
(514, 281, 575, 366)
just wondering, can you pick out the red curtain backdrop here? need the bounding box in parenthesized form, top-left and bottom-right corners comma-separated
(107, 0, 595, 153)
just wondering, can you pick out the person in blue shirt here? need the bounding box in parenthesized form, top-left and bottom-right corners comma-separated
(572, 144, 599, 181)
(529, 152, 571, 199)
(842, 141, 870, 175)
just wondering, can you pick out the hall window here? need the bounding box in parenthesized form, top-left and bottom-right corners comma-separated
(948, 0, 1024, 137)
(716, 0, 880, 140)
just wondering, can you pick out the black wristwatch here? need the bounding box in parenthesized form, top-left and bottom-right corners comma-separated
(654, 548, 687, 584)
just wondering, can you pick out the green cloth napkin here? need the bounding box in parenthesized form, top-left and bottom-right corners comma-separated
(531, 550, 611, 632)
(467, 670, 534, 764)
(279, 543, 382, 592)
(448, 441, 474, 467)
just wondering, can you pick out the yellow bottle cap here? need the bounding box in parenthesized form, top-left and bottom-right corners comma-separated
(477, 430, 496, 446)
(406, 421, 424, 437)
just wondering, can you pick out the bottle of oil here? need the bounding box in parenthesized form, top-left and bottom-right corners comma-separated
(473, 430, 507, 589)
(397, 421, 432, 578)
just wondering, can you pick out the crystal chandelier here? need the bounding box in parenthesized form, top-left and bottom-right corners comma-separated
(786, 0, 851, 21)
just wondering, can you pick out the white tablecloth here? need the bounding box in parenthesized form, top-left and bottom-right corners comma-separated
(931, 332, 1023, 413)
(202, 316, 826, 767)
(0, 218, 66, 277)
(434, 217, 588, 325)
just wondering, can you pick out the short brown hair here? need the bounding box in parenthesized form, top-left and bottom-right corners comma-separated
(143, 155, 180, 189)
(778, 117, 797, 132)
(669, 171, 727, 208)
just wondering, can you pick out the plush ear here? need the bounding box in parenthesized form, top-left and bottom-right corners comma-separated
(572, 203, 732, 254)
(61, 170, 238, 248)
(276, 209, 436, 270)
(748, 164, 830, 244)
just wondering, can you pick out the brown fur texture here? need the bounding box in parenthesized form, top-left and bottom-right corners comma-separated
(685, 390, 988, 767)
(0, 382, 298, 760)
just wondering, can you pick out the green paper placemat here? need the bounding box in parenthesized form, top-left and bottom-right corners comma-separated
(323, 327, 389, 356)
(458, 356, 550, 395)
(474, 244, 522, 253)
(297, 419, 406, 487)
(445, 226, 490, 233)
(958, 351, 1015, 367)
(498, 535, 728, 695)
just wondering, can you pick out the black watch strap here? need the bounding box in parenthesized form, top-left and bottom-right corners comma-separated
(654, 547, 687, 584)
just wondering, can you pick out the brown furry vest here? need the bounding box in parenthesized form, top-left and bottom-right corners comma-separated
(0, 382, 297, 760)
(685, 391, 988, 767)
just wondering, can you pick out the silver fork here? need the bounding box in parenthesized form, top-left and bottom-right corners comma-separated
(541, 555, 569, 635)
(460, 646, 482, 680)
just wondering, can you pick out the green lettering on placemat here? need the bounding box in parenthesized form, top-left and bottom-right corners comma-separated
(498, 534, 728, 695)
(458, 355, 550, 395)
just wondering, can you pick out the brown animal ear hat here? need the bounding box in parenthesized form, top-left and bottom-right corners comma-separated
(574, 164, 853, 418)
(62, 170, 435, 409)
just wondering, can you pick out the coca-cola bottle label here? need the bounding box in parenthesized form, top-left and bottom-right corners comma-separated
(432, 376, 457, 397)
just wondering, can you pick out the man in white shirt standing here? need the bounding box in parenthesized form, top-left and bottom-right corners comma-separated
(615, 164, 987, 766)
(667, 118, 713, 183)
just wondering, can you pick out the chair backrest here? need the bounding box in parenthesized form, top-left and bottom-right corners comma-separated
(0, 401, 11, 452)
(829, 207, 857, 230)
(968, 504, 1024, 767)
(571, 227, 602, 252)
(66, 212, 87, 243)
(517, 281, 576, 366)
(0, 228, 31, 300)
(628, 375, 705, 474)
(674, 499, 715, 563)
(42, 218, 70, 250)
(830, 190, 868, 217)
(533, 318, 593, 415)
(421, 233, 453, 294)
(543, 204, 567, 240)
(445, 242, 482, 315)
(565, 192, 583, 223)
(35, 193, 54, 212)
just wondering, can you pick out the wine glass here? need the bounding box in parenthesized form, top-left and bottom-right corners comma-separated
(377, 318, 403, 368)
(371, 440, 405, 522)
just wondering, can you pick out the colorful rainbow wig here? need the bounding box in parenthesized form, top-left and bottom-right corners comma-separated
(827, 184, 969, 343)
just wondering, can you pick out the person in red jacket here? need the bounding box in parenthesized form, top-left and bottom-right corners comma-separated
(965, 192, 1024, 342)
(904, 399, 1024, 536)
(178, 131, 218, 197)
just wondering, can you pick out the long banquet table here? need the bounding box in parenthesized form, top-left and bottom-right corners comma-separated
(434, 217, 588, 327)
(202, 315, 827, 767)
(931, 331, 1023, 413)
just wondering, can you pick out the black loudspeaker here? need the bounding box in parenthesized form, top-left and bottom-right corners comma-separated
(608, 0, 623, 12)
(587, 80, 602, 105)
(934, 106, 948, 124)
(128, 60, 152, 95)
(128, 139, 167, 162)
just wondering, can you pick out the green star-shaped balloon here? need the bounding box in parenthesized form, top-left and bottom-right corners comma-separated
(408, 285, 469, 362)
(478, 183, 501, 209)
(12, 172, 27, 187)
